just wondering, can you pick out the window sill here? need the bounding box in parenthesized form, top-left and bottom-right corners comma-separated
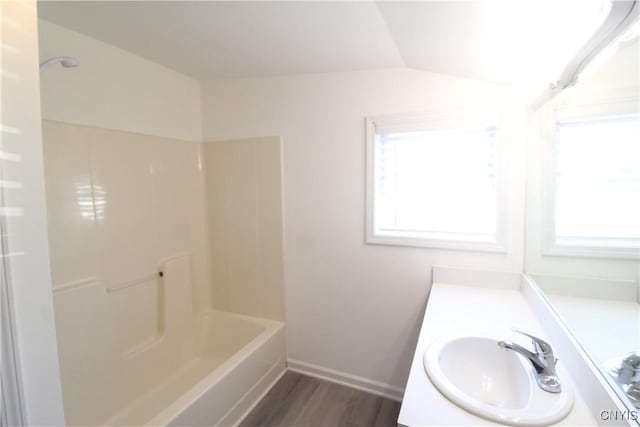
(366, 233, 507, 253)
(542, 243, 640, 260)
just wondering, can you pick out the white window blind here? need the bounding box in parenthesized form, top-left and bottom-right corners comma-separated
(553, 113, 640, 253)
(367, 114, 505, 251)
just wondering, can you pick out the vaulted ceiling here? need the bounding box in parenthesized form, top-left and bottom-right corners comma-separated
(38, 1, 608, 83)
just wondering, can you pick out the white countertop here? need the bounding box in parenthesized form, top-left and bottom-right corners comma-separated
(398, 268, 598, 426)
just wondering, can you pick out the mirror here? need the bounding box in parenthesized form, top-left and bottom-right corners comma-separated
(525, 23, 640, 412)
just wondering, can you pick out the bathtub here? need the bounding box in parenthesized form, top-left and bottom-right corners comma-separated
(53, 256, 286, 427)
(108, 311, 286, 426)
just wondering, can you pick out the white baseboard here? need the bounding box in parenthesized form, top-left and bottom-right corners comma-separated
(287, 359, 404, 402)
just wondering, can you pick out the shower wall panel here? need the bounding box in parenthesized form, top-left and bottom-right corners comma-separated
(203, 137, 285, 321)
(42, 120, 211, 313)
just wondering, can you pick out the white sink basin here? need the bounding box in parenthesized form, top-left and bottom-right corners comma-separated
(424, 334, 573, 426)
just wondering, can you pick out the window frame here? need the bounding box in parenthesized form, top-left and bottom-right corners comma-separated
(365, 111, 508, 253)
(540, 95, 640, 260)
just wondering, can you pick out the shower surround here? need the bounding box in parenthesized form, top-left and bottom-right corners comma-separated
(42, 121, 286, 425)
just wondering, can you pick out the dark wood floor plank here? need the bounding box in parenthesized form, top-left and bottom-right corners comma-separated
(239, 372, 321, 427)
(373, 397, 402, 427)
(342, 391, 384, 427)
(292, 381, 358, 427)
(239, 372, 401, 427)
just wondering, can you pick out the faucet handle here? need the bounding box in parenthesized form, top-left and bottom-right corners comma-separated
(620, 352, 640, 383)
(622, 352, 640, 370)
(605, 352, 640, 394)
(513, 330, 555, 364)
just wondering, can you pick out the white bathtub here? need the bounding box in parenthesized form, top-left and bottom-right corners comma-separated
(53, 256, 285, 426)
(107, 311, 286, 426)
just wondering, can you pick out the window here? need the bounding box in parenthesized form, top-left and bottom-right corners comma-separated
(544, 111, 640, 259)
(366, 112, 506, 252)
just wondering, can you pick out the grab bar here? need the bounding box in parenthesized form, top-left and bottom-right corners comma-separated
(52, 278, 101, 295)
(106, 271, 164, 294)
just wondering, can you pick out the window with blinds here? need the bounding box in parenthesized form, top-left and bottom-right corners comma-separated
(366, 113, 506, 251)
(551, 113, 640, 257)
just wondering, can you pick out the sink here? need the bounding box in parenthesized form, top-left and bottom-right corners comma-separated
(424, 334, 573, 426)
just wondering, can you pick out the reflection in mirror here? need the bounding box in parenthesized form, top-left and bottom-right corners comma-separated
(525, 22, 640, 412)
(533, 274, 639, 407)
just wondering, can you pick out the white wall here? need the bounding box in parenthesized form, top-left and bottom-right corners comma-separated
(201, 68, 527, 392)
(38, 20, 202, 142)
(0, 2, 65, 424)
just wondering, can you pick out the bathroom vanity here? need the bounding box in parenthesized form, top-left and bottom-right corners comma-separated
(398, 267, 634, 426)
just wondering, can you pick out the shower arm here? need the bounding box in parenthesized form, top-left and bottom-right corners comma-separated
(39, 56, 79, 70)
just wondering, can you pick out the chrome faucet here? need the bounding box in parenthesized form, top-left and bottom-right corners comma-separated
(604, 352, 640, 408)
(498, 330, 562, 393)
